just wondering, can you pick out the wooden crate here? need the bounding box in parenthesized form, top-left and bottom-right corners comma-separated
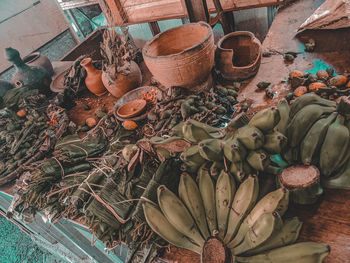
(98, 0, 282, 26)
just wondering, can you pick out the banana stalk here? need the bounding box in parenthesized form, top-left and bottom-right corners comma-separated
(143, 202, 202, 254)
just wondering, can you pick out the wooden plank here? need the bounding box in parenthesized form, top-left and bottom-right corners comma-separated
(98, 0, 281, 26)
(0, 0, 70, 72)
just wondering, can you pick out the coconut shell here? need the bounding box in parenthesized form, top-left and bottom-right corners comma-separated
(201, 237, 232, 263)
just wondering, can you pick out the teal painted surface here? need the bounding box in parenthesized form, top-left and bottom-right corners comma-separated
(304, 59, 338, 76)
(0, 216, 65, 263)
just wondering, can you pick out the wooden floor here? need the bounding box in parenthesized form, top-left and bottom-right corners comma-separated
(163, 0, 350, 262)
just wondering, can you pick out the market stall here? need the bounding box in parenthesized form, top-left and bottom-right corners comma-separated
(0, 0, 350, 262)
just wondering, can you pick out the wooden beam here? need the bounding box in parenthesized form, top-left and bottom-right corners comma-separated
(148, 21, 161, 36)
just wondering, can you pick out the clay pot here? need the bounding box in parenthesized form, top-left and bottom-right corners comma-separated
(143, 22, 214, 91)
(117, 99, 147, 118)
(216, 31, 262, 81)
(5, 47, 51, 95)
(80, 58, 107, 96)
(101, 61, 142, 98)
(23, 52, 54, 76)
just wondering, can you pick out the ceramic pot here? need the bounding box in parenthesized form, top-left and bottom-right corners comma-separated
(101, 61, 142, 98)
(216, 31, 262, 81)
(80, 58, 107, 96)
(117, 99, 146, 118)
(142, 22, 214, 91)
(23, 52, 54, 76)
(5, 47, 51, 95)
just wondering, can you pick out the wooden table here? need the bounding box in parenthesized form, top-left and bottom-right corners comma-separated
(163, 0, 350, 262)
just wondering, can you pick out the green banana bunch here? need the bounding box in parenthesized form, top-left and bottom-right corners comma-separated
(142, 202, 201, 254)
(157, 185, 205, 246)
(275, 98, 290, 135)
(246, 149, 271, 171)
(180, 145, 206, 172)
(223, 137, 247, 163)
(287, 104, 335, 148)
(228, 188, 289, 248)
(236, 242, 330, 263)
(224, 175, 259, 244)
(244, 216, 302, 256)
(263, 131, 287, 154)
(249, 107, 281, 132)
(198, 139, 224, 162)
(300, 112, 337, 165)
(179, 173, 210, 239)
(232, 212, 283, 255)
(237, 125, 265, 150)
(182, 119, 222, 143)
(197, 164, 217, 234)
(289, 93, 336, 119)
(216, 170, 236, 239)
(320, 115, 349, 177)
(229, 160, 253, 182)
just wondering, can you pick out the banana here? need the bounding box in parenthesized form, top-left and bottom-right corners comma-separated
(249, 107, 281, 132)
(244, 216, 303, 256)
(157, 185, 205, 246)
(320, 114, 349, 177)
(198, 139, 224, 162)
(182, 120, 221, 143)
(236, 242, 330, 263)
(228, 188, 289, 248)
(275, 98, 290, 135)
(197, 164, 217, 234)
(210, 161, 224, 178)
(246, 149, 271, 171)
(180, 145, 206, 166)
(323, 156, 350, 190)
(186, 119, 222, 134)
(224, 175, 259, 244)
(229, 161, 252, 182)
(172, 122, 185, 137)
(263, 131, 287, 154)
(237, 126, 265, 150)
(300, 112, 337, 165)
(179, 173, 210, 239)
(223, 137, 247, 163)
(289, 93, 336, 119)
(143, 202, 202, 254)
(216, 170, 236, 239)
(232, 212, 283, 255)
(286, 104, 335, 148)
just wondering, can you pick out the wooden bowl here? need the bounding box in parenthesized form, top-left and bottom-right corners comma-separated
(216, 31, 262, 81)
(143, 22, 214, 90)
(117, 99, 147, 118)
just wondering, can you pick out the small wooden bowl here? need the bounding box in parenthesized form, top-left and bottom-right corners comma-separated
(117, 99, 147, 118)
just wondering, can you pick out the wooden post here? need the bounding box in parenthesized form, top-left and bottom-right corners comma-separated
(183, 0, 209, 22)
(212, 0, 234, 34)
(149, 21, 161, 36)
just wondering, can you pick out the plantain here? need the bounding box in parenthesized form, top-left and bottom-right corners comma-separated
(197, 164, 217, 234)
(300, 112, 337, 165)
(263, 131, 288, 154)
(198, 139, 224, 162)
(224, 175, 259, 244)
(244, 216, 303, 256)
(228, 188, 289, 248)
(249, 107, 280, 132)
(157, 185, 205, 246)
(223, 137, 247, 163)
(232, 212, 283, 255)
(179, 173, 210, 239)
(236, 125, 265, 150)
(320, 114, 349, 177)
(236, 242, 330, 263)
(289, 93, 336, 119)
(216, 170, 236, 240)
(246, 149, 270, 171)
(143, 202, 202, 254)
(275, 98, 290, 135)
(286, 104, 336, 148)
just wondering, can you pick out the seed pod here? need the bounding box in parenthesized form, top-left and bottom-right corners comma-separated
(122, 144, 138, 162)
(257, 81, 271, 90)
(308, 73, 318, 83)
(215, 106, 227, 115)
(161, 110, 172, 120)
(227, 96, 237, 104)
(316, 70, 329, 81)
(206, 102, 216, 110)
(227, 89, 238, 97)
(329, 75, 347, 87)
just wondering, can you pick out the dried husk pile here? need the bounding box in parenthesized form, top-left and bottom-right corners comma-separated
(0, 93, 69, 186)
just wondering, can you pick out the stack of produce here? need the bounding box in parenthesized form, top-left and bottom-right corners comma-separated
(284, 93, 350, 190)
(145, 84, 239, 136)
(143, 174, 330, 262)
(289, 68, 350, 100)
(0, 93, 69, 186)
(172, 104, 287, 183)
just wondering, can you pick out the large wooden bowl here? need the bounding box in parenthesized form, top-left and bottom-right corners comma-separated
(216, 31, 262, 81)
(142, 22, 215, 90)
